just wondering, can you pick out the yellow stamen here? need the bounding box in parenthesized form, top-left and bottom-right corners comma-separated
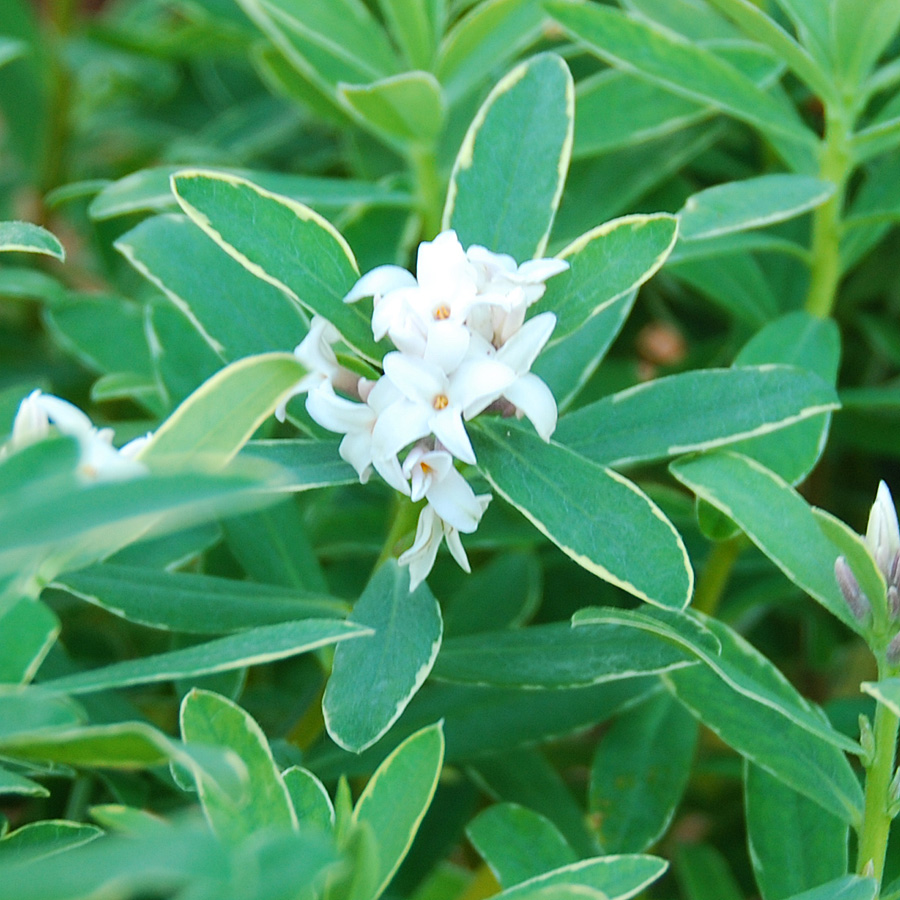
(433, 395, 449, 410)
(434, 305, 451, 320)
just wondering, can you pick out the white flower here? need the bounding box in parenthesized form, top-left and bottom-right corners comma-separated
(5, 390, 146, 481)
(376, 351, 514, 464)
(306, 378, 407, 493)
(276, 316, 344, 422)
(494, 311, 559, 441)
(399, 494, 491, 591)
(402, 442, 490, 532)
(866, 481, 900, 580)
(466, 244, 569, 346)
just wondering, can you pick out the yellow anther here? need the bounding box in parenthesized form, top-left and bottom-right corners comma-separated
(433, 395, 449, 410)
(434, 305, 451, 320)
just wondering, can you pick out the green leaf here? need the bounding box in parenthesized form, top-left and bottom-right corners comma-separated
(171, 170, 379, 362)
(473, 421, 693, 609)
(339, 71, 445, 144)
(432, 621, 698, 688)
(728, 312, 840, 484)
(665, 661, 864, 824)
(436, 0, 546, 103)
(283, 766, 335, 831)
(54, 563, 345, 634)
(180, 689, 296, 842)
(572, 608, 861, 755)
(678, 175, 834, 241)
(443, 552, 541, 637)
(43, 293, 154, 385)
(546, 214, 678, 344)
(375, 0, 442, 69)
(701, 0, 834, 100)
(242, 0, 400, 84)
(0, 690, 83, 741)
(813, 507, 887, 619)
(675, 844, 743, 900)
(589, 691, 697, 853)
(117, 214, 308, 362)
(0, 222, 64, 260)
(777, 877, 877, 900)
(323, 561, 443, 753)
(556, 366, 839, 468)
(494, 855, 667, 900)
(0, 720, 242, 786)
(467, 804, 576, 889)
(0, 821, 102, 865)
(222, 499, 329, 593)
(139, 352, 306, 467)
(444, 52, 573, 261)
(241, 439, 358, 491)
(669, 451, 861, 631)
(861, 678, 900, 717)
(832, 0, 900, 90)
(0, 767, 47, 798)
(545, 0, 815, 151)
(0, 597, 58, 684)
(471, 748, 598, 858)
(352, 722, 445, 900)
(39, 619, 369, 696)
(532, 292, 636, 411)
(745, 762, 848, 900)
(89, 166, 412, 221)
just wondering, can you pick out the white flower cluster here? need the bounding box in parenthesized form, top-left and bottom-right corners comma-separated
(3, 389, 148, 481)
(283, 229, 568, 589)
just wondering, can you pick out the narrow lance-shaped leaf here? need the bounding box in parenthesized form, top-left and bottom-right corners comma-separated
(323, 561, 443, 754)
(556, 366, 839, 468)
(139, 352, 306, 467)
(171, 170, 380, 362)
(472, 420, 693, 610)
(0, 222, 65, 260)
(339, 71, 445, 144)
(678, 175, 834, 241)
(352, 722, 445, 900)
(467, 804, 577, 889)
(116, 214, 309, 362)
(180, 689, 296, 844)
(669, 451, 863, 632)
(38, 619, 371, 696)
(0, 597, 59, 685)
(545, 0, 816, 152)
(544, 214, 678, 344)
(53, 563, 347, 634)
(444, 52, 573, 261)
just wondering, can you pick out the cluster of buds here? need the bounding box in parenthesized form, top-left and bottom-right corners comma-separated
(2, 389, 148, 481)
(836, 482, 900, 653)
(281, 230, 568, 589)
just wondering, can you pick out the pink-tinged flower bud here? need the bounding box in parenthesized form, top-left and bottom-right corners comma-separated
(890, 585, 900, 621)
(887, 632, 900, 666)
(835, 556, 871, 621)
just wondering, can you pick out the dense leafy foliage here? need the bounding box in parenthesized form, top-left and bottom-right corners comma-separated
(2, 1, 900, 899)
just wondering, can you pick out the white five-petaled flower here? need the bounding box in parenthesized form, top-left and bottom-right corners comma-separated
(5, 389, 147, 481)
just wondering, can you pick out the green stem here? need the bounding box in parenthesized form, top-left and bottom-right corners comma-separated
(856, 658, 900, 885)
(692, 538, 741, 617)
(409, 145, 443, 240)
(374, 496, 419, 570)
(805, 107, 852, 318)
(64, 773, 93, 822)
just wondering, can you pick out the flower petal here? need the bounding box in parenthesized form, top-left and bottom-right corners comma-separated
(425, 465, 483, 532)
(344, 265, 416, 302)
(382, 352, 446, 404)
(372, 398, 431, 459)
(496, 312, 556, 373)
(504, 373, 558, 441)
(430, 407, 476, 465)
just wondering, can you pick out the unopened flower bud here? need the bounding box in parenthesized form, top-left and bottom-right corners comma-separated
(890, 585, 900, 621)
(889, 767, 900, 819)
(890, 549, 900, 591)
(835, 556, 871, 622)
(866, 481, 900, 582)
